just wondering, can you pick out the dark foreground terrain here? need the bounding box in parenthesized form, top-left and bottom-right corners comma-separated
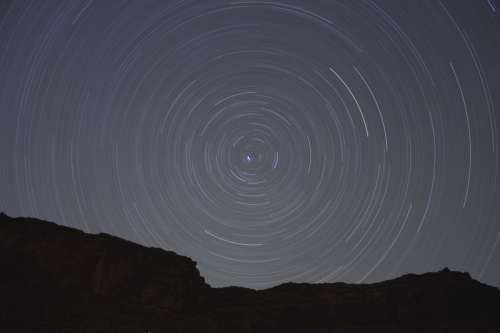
(1, 212, 499, 332)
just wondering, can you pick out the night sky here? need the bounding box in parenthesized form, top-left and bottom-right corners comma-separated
(1, 0, 500, 289)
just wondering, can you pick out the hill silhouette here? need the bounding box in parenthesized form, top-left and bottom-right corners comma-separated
(1, 212, 499, 332)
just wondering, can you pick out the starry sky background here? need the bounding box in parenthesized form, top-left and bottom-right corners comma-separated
(1, 0, 500, 289)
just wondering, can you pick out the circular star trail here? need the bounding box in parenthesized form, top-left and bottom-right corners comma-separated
(1, 0, 500, 288)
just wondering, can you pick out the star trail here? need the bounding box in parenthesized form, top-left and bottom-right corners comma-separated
(0, 0, 499, 289)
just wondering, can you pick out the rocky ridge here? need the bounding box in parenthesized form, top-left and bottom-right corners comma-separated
(1, 212, 499, 332)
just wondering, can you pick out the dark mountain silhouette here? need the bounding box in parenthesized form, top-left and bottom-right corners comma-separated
(1, 212, 499, 332)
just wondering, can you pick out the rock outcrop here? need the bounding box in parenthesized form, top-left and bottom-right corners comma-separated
(1, 212, 499, 332)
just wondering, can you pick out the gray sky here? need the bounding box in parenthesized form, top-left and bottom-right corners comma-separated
(1, 0, 499, 289)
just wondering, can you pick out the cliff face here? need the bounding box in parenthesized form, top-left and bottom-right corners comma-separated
(1, 212, 500, 333)
(0, 213, 207, 317)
